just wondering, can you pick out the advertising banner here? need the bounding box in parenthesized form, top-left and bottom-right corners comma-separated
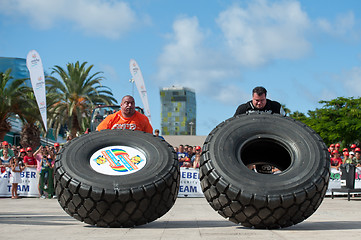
(129, 59, 151, 123)
(26, 50, 47, 131)
(177, 167, 361, 197)
(0, 168, 39, 197)
(1, 167, 360, 198)
(327, 167, 361, 195)
(178, 168, 204, 197)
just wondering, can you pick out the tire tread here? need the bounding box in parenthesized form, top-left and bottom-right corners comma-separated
(55, 131, 180, 227)
(200, 114, 330, 229)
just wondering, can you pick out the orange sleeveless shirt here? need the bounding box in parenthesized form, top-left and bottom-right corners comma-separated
(96, 110, 153, 134)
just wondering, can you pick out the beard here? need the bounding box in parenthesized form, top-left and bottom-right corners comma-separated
(122, 107, 135, 117)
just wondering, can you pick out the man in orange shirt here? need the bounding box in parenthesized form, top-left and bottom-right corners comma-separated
(97, 95, 153, 134)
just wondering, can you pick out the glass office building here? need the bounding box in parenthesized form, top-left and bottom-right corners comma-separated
(0, 57, 30, 83)
(160, 86, 196, 135)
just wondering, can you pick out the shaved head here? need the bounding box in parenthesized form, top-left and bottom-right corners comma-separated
(120, 95, 136, 118)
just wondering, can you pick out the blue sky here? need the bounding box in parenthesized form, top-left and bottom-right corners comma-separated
(1, 0, 361, 136)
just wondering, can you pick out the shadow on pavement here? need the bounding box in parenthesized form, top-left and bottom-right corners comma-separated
(140, 220, 236, 229)
(0, 215, 76, 226)
(236, 221, 361, 231)
(83, 220, 236, 229)
(3, 214, 360, 231)
(286, 221, 361, 231)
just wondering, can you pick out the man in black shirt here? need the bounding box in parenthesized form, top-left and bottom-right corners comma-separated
(234, 86, 285, 174)
(234, 86, 285, 116)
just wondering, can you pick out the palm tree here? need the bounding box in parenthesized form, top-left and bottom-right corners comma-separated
(19, 90, 42, 149)
(46, 61, 117, 138)
(0, 69, 27, 141)
(290, 111, 307, 119)
(281, 104, 291, 116)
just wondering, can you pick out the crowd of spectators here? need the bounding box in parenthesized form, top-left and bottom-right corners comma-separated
(175, 141, 361, 171)
(174, 144, 202, 169)
(329, 143, 361, 170)
(0, 141, 61, 199)
(1, 127, 201, 199)
(4, 135, 361, 199)
(152, 129, 201, 168)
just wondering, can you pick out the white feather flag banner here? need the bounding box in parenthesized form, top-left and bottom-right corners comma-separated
(26, 50, 47, 131)
(129, 59, 151, 123)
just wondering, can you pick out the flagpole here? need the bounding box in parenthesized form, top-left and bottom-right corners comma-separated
(129, 78, 135, 96)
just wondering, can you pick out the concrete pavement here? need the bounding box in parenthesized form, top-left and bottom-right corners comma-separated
(1, 196, 360, 240)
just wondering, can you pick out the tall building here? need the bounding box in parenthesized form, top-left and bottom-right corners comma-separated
(160, 86, 196, 135)
(0, 57, 30, 81)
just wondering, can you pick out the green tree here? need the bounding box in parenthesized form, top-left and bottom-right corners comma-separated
(289, 111, 307, 122)
(46, 61, 117, 138)
(0, 69, 27, 141)
(295, 97, 361, 147)
(281, 104, 291, 116)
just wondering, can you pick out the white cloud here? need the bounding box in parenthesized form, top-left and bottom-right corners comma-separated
(0, 0, 137, 39)
(155, 0, 360, 106)
(214, 84, 248, 105)
(156, 16, 241, 103)
(216, 0, 311, 67)
(316, 11, 356, 37)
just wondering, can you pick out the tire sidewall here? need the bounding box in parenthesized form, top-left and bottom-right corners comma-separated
(56, 129, 176, 190)
(206, 113, 329, 196)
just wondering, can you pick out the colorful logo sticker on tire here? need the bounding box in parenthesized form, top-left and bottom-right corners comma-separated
(90, 146, 146, 176)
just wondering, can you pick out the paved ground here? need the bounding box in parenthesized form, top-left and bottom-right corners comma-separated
(1, 196, 360, 240)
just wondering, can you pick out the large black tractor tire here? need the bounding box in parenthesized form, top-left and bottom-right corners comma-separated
(54, 129, 180, 227)
(200, 113, 330, 229)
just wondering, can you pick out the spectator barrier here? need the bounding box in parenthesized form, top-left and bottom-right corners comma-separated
(177, 168, 204, 197)
(176, 167, 361, 198)
(327, 167, 361, 195)
(0, 167, 39, 197)
(1, 167, 360, 197)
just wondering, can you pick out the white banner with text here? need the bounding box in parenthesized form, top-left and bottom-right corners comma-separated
(178, 168, 204, 198)
(0, 168, 39, 197)
(1, 167, 360, 198)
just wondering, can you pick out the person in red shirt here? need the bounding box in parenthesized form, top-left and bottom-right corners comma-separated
(97, 95, 153, 134)
(23, 147, 37, 169)
(330, 150, 342, 170)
